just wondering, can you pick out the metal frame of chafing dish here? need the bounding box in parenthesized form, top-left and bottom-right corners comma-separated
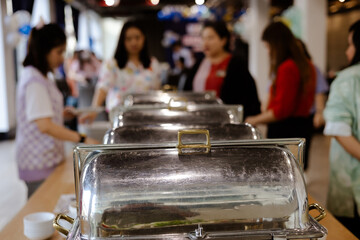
(109, 104, 244, 128)
(102, 123, 262, 145)
(56, 215, 327, 240)
(55, 137, 326, 240)
(123, 90, 223, 107)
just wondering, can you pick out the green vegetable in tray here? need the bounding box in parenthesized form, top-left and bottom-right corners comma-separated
(101, 203, 199, 229)
(153, 219, 203, 227)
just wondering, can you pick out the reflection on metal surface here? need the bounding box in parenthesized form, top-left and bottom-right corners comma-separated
(123, 91, 221, 107)
(111, 104, 243, 128)
(168, 97, 188, 111)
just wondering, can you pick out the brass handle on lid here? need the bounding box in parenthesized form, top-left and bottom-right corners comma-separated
(177, 129, 211, 154)
(162, 84, 177, 92)
(309, 203, 326, 222)
(53, 213, 74, 236)
(168, 97, 188, 111)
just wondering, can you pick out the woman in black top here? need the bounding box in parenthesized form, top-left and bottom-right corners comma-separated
(184, 21, 260, 118)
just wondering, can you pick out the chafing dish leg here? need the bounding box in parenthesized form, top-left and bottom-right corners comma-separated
(188, 224, 207, 239)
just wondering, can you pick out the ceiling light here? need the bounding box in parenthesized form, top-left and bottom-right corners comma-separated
(105, 0, 115, 6)
(195, 0, 205, 5)
(339, 0, 345, 2)
(150, 0, 160, 5)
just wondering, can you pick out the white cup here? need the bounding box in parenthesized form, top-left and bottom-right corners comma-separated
(23, 212, 55, 240)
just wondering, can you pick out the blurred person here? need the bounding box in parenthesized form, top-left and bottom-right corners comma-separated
(66, 50, 102, 95)
(171, 40, 195, 72)
(176, 57, 191, 90)
(245, 22, 316, 170)
(16, 23, 99, 198)
(323, 19, 360, 237)
(64, 50, 79, 105)
(167, 57, 192, 91)
(185, 21, 261, 118)
(293, 40, 329, 170)
(79, 20, 161, 123)
(298, 39, 329, 129)
(232, 36, 249, 68)
(64, 50, 102, 129)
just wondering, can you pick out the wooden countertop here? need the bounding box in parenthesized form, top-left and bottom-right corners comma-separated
(0, 157, 74, 240)
(0, 155, 357, 240)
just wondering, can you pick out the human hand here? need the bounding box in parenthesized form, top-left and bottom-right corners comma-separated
(63, 106, 76, 121)
(84, 137, 101, 145)
(78, 112, 97, 124)
(313, 112, 325, 129)
(245, 116, 257, 126)
(327, 69, 337, 79)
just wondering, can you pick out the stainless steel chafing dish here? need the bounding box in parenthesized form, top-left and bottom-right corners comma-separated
(110, 104, 243, 128)
(123, 91, 222, 107)
(54, 133, 327, 240)
(103, 123, 261, 144)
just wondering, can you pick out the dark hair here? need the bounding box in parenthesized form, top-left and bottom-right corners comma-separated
(262, 21, 311, 93)
(203, 21, 231, 52)
(114, 20, 150, 69)
(349, 19, 360, 66)
(23, 23, 66, 75)
(179, 57, 185, 65)
(297, 39, 311, 60)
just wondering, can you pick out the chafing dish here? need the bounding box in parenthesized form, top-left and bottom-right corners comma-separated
(110, 104, 243, 128)
(54, 133, 326, 240)
(103, 123, 261, 144)
(123, 91, 222, 107)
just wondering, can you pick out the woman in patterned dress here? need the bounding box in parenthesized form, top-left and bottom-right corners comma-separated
(80, 20, 161, 123)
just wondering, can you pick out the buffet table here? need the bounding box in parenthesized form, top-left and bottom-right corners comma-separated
(0, 155, 357, 240)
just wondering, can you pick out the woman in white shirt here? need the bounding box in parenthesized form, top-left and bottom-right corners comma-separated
(80, 20, 161, 123)
(16, 23, 99, 198)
